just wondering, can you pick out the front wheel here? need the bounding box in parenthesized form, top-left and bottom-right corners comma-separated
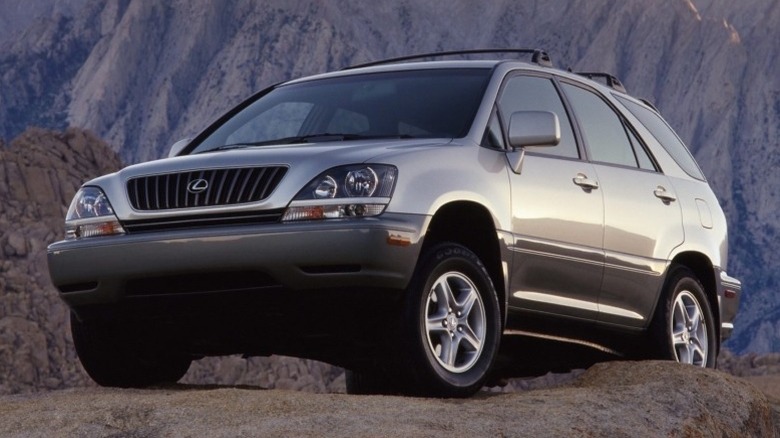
(650, 266, 717, 367)
(400, 243, 501, 397)
(70, 313, 192, 388)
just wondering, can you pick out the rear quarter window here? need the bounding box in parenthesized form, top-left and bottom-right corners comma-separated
(614, 95, 706, 181)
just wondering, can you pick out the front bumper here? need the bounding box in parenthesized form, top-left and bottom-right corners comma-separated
(716, 269, 742, 341)
(47, 212, 427, 309)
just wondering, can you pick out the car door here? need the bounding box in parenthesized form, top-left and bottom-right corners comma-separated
(498, 74, 605, 321)
(559, 82, 684, 328)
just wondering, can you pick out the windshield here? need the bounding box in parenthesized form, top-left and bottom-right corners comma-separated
(191, 68, 492, 153)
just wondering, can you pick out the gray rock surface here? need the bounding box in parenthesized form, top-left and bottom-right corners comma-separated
(0, 361, 774, 437)
(0, 127, 121, 394)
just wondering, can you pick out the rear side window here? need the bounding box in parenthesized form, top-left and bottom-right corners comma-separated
(626, 127, 655, 171)
(561, 83, 638, 167)
(615, 96, 705, 180)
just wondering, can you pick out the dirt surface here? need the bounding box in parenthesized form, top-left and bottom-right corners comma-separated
(0, 361, 774, 438)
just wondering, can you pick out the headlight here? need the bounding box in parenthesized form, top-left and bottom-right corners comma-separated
(65, 187, 125, 239)
(282, 164, 397, 221)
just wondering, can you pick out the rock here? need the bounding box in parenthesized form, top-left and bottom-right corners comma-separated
(719, 348, 780, 378)
(568, 361, 775, 436)
(5, 232, 27, 257)
(0, 317, 49, 390)
(0, 127, 121, 395)
(181, 355, 345, 394)
(0, 361, 773, 437)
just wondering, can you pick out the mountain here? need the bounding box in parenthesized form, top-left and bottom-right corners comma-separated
(0, 0, 86, 46)
(0, 0, 778, 355)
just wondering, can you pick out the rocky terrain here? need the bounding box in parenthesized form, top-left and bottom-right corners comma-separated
(0, 361, 776, 437)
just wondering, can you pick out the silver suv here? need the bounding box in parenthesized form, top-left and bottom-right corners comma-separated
(48, 49, 741, 397)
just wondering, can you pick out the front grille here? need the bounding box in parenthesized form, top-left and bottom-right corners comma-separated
(122, 209, 285, 233)
(127, 166, 287, 211)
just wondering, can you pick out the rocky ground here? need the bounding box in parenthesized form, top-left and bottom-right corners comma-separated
(0, 361, 775, 437)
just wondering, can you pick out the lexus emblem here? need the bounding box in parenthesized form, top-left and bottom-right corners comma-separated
(187, 178, 209, 194)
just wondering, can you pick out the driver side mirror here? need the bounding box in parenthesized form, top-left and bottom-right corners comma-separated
(507, 111, 560, 149)
(167, 138, 192, 158)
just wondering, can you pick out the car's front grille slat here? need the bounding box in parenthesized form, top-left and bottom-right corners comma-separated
(143, 177, 151, 210)
(215, 169, 229, 205)
(225, 168, 242, 204)
(246, 167, 267, 202)
(174, 172, 182, 209)
(234, 167, 254, 203)
(163, 173, 171, 209)
(127, 166, 287, 211)
(153, 174, 161, 210)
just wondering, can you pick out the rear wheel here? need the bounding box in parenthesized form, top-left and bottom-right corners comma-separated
(70, 312, 192, 387)
(399, 243, 501, 397)
(651, 266, 717, 367)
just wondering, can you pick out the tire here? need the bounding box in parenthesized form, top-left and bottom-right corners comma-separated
(650, 266, 717, 367)
(70, 312, 192, 388)
(399, 243, 501, 397)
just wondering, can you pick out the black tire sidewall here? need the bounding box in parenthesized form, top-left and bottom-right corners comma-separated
(70, 313, 191, 387)
(402, 243, 501, 396)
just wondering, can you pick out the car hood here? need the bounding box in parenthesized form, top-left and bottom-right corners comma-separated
(122, 137, 451, 177)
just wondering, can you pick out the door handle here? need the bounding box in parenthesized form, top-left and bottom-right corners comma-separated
(654, 186, 677, 203)
(572, 173, 599, 191)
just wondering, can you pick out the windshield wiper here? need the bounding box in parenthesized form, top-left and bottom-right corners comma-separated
(203, 133, 416, 153)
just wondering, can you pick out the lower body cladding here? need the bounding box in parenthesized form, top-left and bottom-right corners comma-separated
(47, 213, 426, 368)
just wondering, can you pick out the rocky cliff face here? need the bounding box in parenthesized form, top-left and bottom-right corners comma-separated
(0, 127, 120, 393)
(0, 0, 778, 353)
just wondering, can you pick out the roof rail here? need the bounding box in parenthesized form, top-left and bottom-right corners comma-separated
(577, 72, 627, 93)
(639, 98, 660, 113)
(343, 49, 554, 70)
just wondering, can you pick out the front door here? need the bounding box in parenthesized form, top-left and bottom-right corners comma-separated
(499, 74, 606, 320)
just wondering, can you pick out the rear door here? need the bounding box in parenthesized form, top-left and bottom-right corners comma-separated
(559, 82, 684, 327)
(499, 74, 605, 321)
